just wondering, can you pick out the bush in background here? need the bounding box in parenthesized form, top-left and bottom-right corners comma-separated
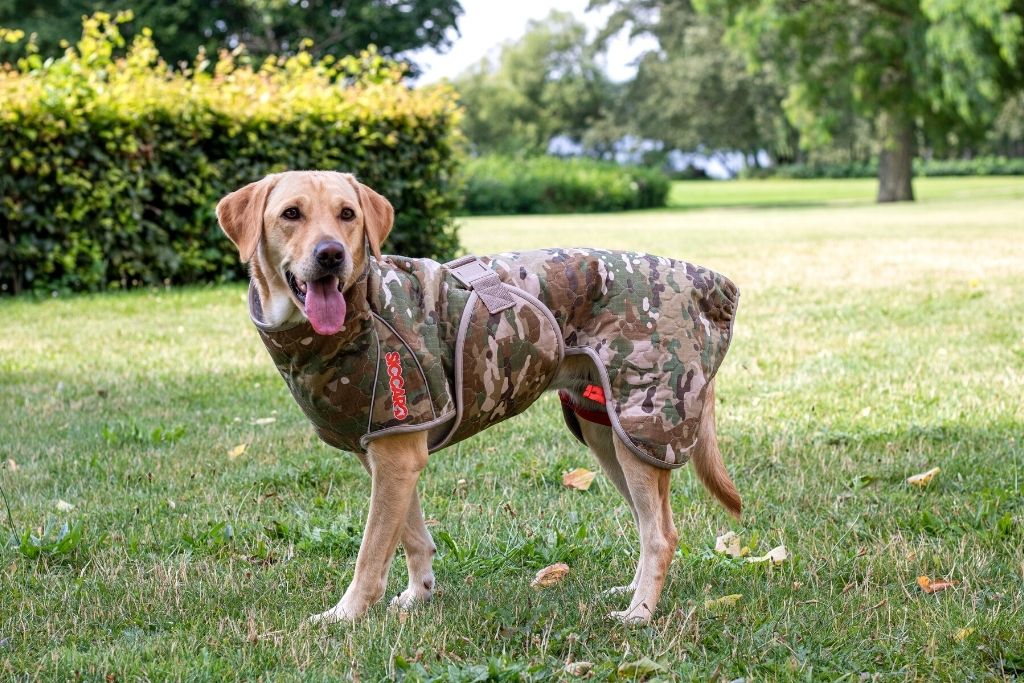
(0, 14, 462, 294)
(740, 156, 1024, 180)
(462, 155, 669, 215)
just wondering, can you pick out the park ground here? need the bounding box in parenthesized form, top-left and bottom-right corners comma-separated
(1, 177, 1023, 680)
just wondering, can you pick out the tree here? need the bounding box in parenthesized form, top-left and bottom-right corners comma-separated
(592, 0, 798, 171)
(699, 0, 1024, 201)
(452, 10, 620, 157)
(0, 0, 462, 67)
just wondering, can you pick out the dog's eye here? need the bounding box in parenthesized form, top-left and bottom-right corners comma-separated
(281, 207, 301, 220)
(340, 207, 356, 221)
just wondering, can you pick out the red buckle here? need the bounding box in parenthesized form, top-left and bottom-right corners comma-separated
(582, 384, 605, 404)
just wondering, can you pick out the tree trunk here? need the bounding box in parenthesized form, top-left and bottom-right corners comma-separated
(876, 112, 915, 202)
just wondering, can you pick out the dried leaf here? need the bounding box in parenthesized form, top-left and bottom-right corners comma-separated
(562, 467, 596, 491)
(228, 443, 247, 459)
(917, 575, 959, 594)
(531, 562, 570, 588)
(703, 594, 743, 611)
(747, 545, 789, 565)
(55, 499, 74, 512)
(252, 417, 276, 425)
(3, 458, 17, 472)
(564, 661, 593, 676)
(953, 627, 974, 642)
(714, 531, 742, 558)
(907, 467, 940, 487)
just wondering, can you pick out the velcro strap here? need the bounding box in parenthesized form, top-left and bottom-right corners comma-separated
(445, 256, 515, 314)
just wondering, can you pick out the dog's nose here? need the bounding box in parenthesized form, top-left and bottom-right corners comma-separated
(314, 241, 346, 270)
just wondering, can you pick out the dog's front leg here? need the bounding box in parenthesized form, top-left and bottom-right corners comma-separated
(390, 487, 436, 609)
(309, 431, 428, 624)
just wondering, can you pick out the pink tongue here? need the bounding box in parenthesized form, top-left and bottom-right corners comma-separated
(304, 277, 347, 335)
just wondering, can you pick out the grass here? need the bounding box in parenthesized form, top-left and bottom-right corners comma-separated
(2, 176, 1023, 680)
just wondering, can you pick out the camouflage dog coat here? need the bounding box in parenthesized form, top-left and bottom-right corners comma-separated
(249, 248, 739, 468)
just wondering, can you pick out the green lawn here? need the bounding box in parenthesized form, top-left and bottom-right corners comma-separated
(2, 177, 1023, 680)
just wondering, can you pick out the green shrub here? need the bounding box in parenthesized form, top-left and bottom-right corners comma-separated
(0, 14, 462, 294)
(461, 155, 669, 215)
(916, 156, 1024, 176)
(740, 156, 1024, 180)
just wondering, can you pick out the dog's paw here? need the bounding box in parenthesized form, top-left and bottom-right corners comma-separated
(608, 605, 653, 625)
(390, 586, 433, 610)
(308, 601, 364, 626)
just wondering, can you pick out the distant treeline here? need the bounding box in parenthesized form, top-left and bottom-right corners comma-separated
(453, 1, 1024, 202)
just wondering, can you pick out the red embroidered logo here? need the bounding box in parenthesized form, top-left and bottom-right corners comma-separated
(582, 384, 606, 405)
(385, 352, 409, 420)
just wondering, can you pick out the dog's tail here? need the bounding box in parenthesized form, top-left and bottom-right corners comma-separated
(690, 380, 741, 520)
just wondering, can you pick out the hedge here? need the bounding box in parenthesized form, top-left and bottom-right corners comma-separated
(461, 155, 670, 215)
(0, 14, 462, 294)
(739, 156, 1024, 180)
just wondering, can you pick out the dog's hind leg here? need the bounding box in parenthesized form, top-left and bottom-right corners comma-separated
(390, 488, 437, 609)
(578, 419, 643, 597)
(607, 434, 677, 625)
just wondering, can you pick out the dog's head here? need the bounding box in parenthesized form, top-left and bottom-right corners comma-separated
(216, 171, 393, 335)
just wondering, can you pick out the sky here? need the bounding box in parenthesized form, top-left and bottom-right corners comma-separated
(410, 0, 658, 84)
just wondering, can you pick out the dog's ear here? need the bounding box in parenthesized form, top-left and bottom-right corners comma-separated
(216, 175, 279, 263)
(354, 180, 394, 262)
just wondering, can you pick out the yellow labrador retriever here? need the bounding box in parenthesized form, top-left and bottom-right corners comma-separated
(217, 170, 740, 625)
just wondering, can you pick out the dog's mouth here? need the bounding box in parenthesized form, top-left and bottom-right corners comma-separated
(286, 271, 347, 336)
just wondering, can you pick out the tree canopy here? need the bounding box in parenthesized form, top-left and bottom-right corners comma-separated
(698, 0, 1024, 200)
(0, 0, 462, 67)
(452, 10, 619, 157)
(592, 0, 798, 171)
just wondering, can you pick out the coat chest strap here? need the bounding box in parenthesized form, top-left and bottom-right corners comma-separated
(444, 256, 515, 314)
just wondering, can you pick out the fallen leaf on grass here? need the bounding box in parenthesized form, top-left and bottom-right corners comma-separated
(954, 627, 974, 642)
(564, 661, 593, 676)
(3, 458, 16, 472)
(55, 499, 74, 512)
(252, 417, 276, 426)
(617, 657, 665, 678)
(531, 563, 570, 588)
(747, 545, 789, 565)
(703, 594, 743, 611)
(562, 467, 596, 491)
(907, 467, 940, 487)
(714, 531, 742, 558)
(917, 575, 959, 594)
(228, 443, 247, 459)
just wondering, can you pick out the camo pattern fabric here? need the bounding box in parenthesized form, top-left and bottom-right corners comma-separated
(249, 248, 738, 467)
(482, 248, 739, 467)
(249, 253, 563, 454)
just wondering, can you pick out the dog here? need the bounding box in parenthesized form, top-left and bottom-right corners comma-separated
(216, 170, 741, 625)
